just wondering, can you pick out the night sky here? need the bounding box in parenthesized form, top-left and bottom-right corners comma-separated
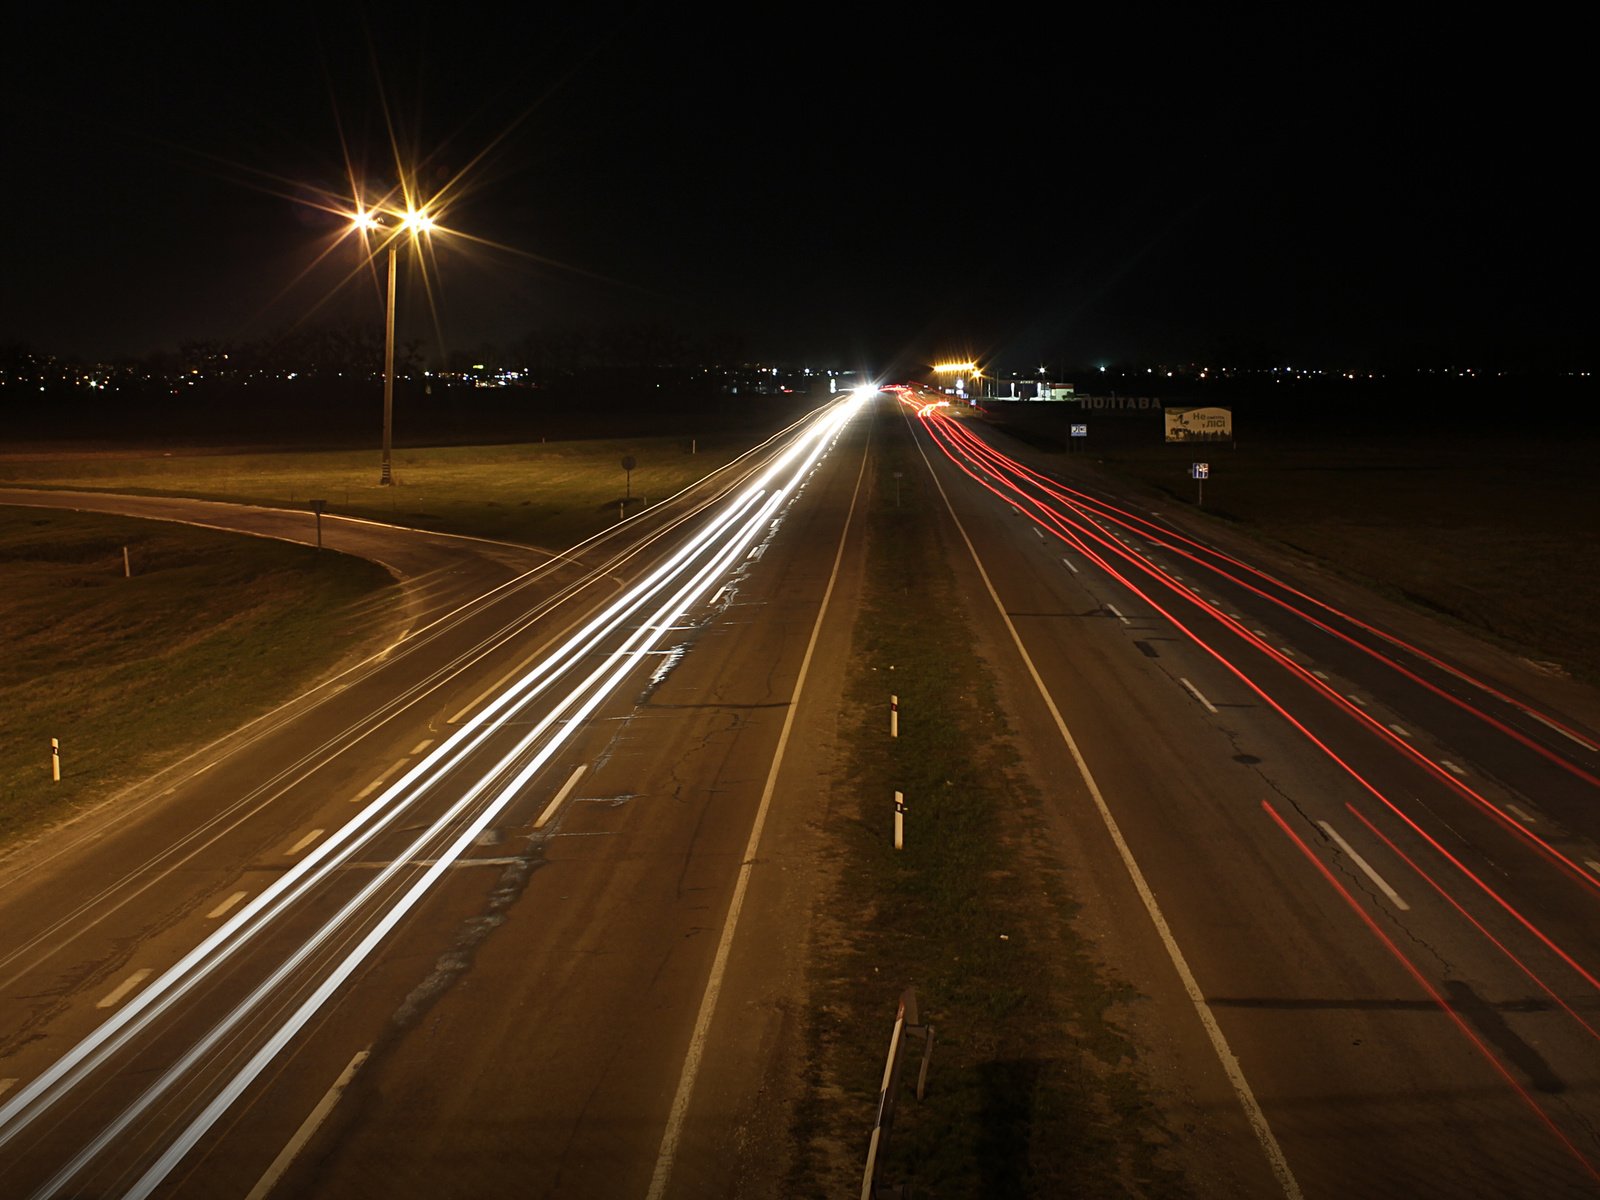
(4, 5, 1589, 372)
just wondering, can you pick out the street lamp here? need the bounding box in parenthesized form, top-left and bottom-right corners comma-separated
(353, 206, 434, 486)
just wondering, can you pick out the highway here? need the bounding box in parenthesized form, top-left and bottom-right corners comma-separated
(0, 390, 872, 1198)
(4, 386, 1599, 1197)
(900, 389, 1600, 1196)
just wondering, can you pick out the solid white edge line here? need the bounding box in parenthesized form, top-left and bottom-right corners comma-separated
(245, 1049, 369, 1200)
(1180, 677, 1220, 715)
(916, 426, 1304, 1200)
(647, 432, 869, 1200)
(97, 970, 153, 1010)
(534, 764, 588, 830)
(1317, 822, 1410, 911)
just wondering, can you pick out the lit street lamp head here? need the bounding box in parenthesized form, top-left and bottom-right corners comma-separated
(343, 193, 447, 485)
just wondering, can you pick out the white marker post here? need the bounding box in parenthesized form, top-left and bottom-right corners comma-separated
(51, 737, 60, 782)
(894, 791, 905, 850)
(890, 695, 898, 739)
(123, 546, 131, 578)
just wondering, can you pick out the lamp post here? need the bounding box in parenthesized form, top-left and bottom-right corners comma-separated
(354, 207, 433, 486)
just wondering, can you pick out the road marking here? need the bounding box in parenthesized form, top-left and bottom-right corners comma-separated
(648, 436, 869, 1200)
(1504, 804, 1537, 825)
(1034, 526, 1044, 539)
(97, 969, 153, 1009)
(1440, 759, 1467, 777)
(353, 762, 406, 803)
(409, 738, 433, 756)
(0, 1079, 16, 1099)
(1311, 669, 1330, 681)
(1180, 678, 1219, 714)
(1347, 694, 1367, 707)
(534, 764, 589, 830)
(709, 584, 728, 607)
(1526, 709, 1600, 752)
(1388, 723, 1410, 738)
(1061, 557, 1079, 574)
(1279, 647, 1295, 657)
(207, 891, 248, 920)
(246, 1049, 369, 1200)
(920, 455, 1303, 1199)
(1319, 822, 1410, 910)
(285, 829, 324, 857)
(1106, 604, 1130, 625)
(1586, 860, 1600, 877)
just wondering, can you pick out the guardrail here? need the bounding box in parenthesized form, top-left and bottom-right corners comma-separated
(860, 987, 935, 1199)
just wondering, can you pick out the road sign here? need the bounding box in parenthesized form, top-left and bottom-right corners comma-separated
(1070, 424, 1087, 437)
(1190, 463, 1210, 480)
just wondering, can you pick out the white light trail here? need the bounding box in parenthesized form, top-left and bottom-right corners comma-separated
(2, 390, 866, 1197)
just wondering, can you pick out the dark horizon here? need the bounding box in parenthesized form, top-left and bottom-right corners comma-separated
(4, 6, 1590, 375)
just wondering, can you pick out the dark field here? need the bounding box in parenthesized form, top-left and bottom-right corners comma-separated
(0, 509, 394, 842)
(975, 399, 1600, 684)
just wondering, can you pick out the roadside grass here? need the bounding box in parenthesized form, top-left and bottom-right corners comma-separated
(0, 432, 769, 551)
(0, 508, 393, 843)
(986, 410, 1600, 684)
(790, 415, 1186, 1196)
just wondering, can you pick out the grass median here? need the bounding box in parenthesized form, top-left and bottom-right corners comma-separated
(0, 507, 393, 844)
(789, 412, 1186, 1196)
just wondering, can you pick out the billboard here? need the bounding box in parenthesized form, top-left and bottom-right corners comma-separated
(1164, 405, 1233, 443)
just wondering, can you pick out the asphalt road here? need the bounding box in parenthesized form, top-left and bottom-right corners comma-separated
(4, 390, 1599, 1197)
(0, 395, 872, 1198)
(0, 488, 556, 635)
(903, 391, 1600, 1197)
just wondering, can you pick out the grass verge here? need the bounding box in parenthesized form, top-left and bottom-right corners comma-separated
(985, 408, 1600, 684)
(789, 413, 1186, 1196)
(0, 432, 780, 551)
(0, 507, 394, 843)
